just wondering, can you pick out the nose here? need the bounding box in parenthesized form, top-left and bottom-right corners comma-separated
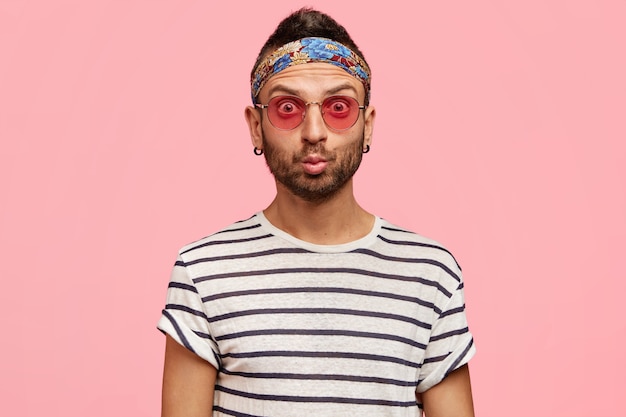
(300, 102, 328, 144)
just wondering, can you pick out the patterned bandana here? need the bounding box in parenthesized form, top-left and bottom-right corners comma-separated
(251, 37, 371, 103)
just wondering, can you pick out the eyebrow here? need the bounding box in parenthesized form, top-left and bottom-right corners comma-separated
(266, 82, 359, 98)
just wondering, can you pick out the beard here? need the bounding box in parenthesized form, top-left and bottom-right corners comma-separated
(261, 128, 365, 203)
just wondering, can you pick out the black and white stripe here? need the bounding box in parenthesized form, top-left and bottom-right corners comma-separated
(158, 212, 475, 416)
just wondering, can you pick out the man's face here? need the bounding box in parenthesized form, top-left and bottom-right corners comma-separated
(249, 63, 375, 203)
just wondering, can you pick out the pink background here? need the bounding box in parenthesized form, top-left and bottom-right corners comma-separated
(1, 1, 625, 416)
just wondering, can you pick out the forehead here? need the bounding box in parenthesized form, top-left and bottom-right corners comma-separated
(258, 63, 365, 101)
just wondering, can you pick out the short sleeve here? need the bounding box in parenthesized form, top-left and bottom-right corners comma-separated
(157, 255, 221, 369)
(416, 275, 476, 393)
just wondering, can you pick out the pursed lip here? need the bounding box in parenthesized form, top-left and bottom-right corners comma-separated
(301, 154, 327, 164)
(301, 154, 328, 175)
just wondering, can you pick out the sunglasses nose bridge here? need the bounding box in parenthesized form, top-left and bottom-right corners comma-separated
(304, 101, 323, 111)
(302, 101, 326, 123)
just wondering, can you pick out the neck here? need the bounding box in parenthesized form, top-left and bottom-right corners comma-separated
(263, 180, 374, 245)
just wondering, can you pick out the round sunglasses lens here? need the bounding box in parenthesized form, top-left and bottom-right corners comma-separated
(321, 96, 360, 130)
(267, 96, 305, 130)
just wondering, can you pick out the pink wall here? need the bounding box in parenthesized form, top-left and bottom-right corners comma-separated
(1, 1, 624, 416)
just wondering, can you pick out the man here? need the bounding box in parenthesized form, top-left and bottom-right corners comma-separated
(159, 8, 475, 417)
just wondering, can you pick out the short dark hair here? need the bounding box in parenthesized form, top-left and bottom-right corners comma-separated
(251, 8, 370, 101)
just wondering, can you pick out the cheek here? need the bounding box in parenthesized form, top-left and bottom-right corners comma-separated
(261, 129, 299, 155)
(337, 130, 365, 149)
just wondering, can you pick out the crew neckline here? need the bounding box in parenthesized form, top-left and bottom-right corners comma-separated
(255, 211, 382, 253)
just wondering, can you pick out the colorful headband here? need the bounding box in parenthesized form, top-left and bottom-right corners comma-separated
(251, 37, 371, 103)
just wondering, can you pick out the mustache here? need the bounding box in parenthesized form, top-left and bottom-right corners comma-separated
(292, 143, 336, 162)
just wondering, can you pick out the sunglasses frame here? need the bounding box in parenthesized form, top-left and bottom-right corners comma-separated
(255, 95, 366, 132)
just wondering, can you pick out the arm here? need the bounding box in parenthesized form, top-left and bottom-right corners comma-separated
(162, 334, 218, 417)
(421, 364, 474, 417)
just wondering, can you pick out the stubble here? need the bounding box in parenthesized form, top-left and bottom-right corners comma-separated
(261, 129, 364, 203)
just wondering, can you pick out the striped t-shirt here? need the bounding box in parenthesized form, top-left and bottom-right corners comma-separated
(158, 212, 475, 416)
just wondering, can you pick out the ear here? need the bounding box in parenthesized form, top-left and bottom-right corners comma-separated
(244, 105, 264, 150)
(363, 106, 376, 148)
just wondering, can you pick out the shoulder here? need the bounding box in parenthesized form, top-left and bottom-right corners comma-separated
(177, 213, 269, 262)
(376, 218, 462, 272)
